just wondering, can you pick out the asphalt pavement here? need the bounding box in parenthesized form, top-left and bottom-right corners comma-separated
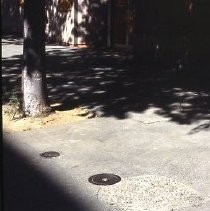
(2, 36, 210, 211)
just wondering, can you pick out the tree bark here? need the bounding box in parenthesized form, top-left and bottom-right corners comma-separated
(22, 0, 51, 117)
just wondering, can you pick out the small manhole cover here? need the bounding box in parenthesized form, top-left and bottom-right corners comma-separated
(88, 173, 121, 186)
(40, 151, 60, 158)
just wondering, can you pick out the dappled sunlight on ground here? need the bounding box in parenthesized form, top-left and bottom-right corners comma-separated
(2, 37, 210, 129)
(3, 104, 95, 132)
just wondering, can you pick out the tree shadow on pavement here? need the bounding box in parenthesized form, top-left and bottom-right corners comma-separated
(45, 47, 210, 125)
(2, 43, 210, 130)
(2, 35, 23, 45)
(188, 121, 210, 135)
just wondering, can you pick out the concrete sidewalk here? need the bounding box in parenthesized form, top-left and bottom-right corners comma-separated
(3, 109, 210, 211)
(2, 36, 210, 210)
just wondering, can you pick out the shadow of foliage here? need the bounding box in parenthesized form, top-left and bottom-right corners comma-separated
(46, 0, 71, 44)
(74, 0, 108, 47)
(2, 1, 210, 125)
(2, 35, 23, 45)
(188, 121, 210, 134)
(2, 42, 210, 124)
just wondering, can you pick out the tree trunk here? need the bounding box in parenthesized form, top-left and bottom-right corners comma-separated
(22, 0, 51, 117)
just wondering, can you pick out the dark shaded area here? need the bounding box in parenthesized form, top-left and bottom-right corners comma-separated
(2, 0, 23, 36)
(74, 0, 109, 47)
(45, 47, 210, 125)
(2, 0, 210, 128)
(2, 44, 210, 126)
(2, 0, 210, 54)
(2, 54, 22, 103)
(3, 139, 91, 211)
(23, 0, 46, 72)
(134, 0, 210, 73)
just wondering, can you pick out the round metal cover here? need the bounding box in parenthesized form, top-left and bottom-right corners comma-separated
(88, 173, 121, 186)
(40, 151, 60, 158)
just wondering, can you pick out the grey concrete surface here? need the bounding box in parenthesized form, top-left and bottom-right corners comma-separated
(2, 37, 75, 59)
(3, 111, 210, 211)
(2, 37, 210, 211)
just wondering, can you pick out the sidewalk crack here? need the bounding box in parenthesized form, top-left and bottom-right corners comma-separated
(132, 119, 165, 125)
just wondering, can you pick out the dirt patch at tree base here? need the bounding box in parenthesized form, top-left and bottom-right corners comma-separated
(3, 104, 96, 132)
